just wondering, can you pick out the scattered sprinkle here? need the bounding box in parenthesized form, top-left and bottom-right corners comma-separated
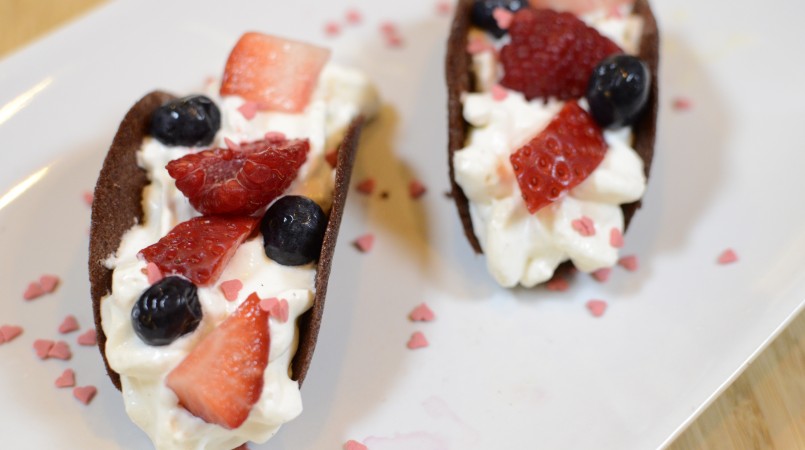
(409, 180, 427, 199)
(407, 331, 429, 350)
(23, 282, 46, 301)
(492, 7, 514, 30)
(356, 178, 376, 195)
(672, 97, 693, 111)
(717, 248, 738, 265)
(491, 84, 509, 101)
(618, 255, 639, 272)
(77, 329, 97, 346)
(145, 262, 164, 285)
(224, 137, 240, 151)
(466, 35, 494, 54)
(259, 297, 278, 312)
(264, 131, 286, 142)
(48, 341, 72, 360)
(586, 299, 608, 317)
(73, 385, 97, 405)
(545, 276, 569, 291)
(325, 148, 339, 168)
(571, 216, 596, 237)
(325, 21, 341, 37)
(344, 440, 368, 450)
(272, 299, 290, 323)
(380, 22, 403, 48)
(436, 0, 452, 15)
(34, 339, 55, 359)
(82, 191, 94, 207)
(609, 228, 624, 248)
(385, 34, 404, 48)
(409, 303, 436, 322)
(237, 101, 259, 120)
(380, 21, 398, 36)
(345, 8, 362, 25)
(0, 325, 23, 344)
(219, 279, 243, 302)
(354, 234, 375, 253)
(58, 315, 80, 334)
(591, 268, 611, 283)
(39, 275, 60, 293)
(55, 369, 76, 388)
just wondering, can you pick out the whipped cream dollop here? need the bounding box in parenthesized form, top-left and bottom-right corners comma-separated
(101, 64, 378, 450)
(454, 7, 646, 287)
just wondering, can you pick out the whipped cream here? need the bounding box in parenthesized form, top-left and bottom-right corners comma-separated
(101, 64, 378, 450)
(454, 8, 647, 287)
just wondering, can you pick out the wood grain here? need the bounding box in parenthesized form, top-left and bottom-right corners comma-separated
(3, 1, 804, 449)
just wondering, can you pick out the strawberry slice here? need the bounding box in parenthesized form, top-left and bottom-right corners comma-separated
(500, 8, 622, 100)
(140, 216, 259, 286)
(510, 101, 607, 213)
(166, 293, 269, 429)
(166, 138, 309, 216)
(220, 32, 331, 113)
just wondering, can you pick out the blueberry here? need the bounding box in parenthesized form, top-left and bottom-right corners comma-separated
(150, 95, 221, 147)
(585, 55, 651, 129)
(261, 195, 327, 266)
(131, 276, 202, 346)
(470, 0, 526, 38)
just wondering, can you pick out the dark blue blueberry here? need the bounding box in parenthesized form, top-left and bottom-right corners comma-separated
(261, 195, 327, 266)
(585, 54, 651, 129)
(150, 95, 221, 147)
(470, 0, 526, 38)
(131, 276, 202, 346)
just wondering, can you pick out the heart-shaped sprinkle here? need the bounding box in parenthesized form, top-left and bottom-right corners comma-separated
(259, 297, 279, 313)
(546, 276, 569, 292)
(717, 248, 738, 265)
(407, 331, 429, 350)
(82, 191, 94, 206)
(73, 385, 97, 405)
(77, 329, 97, 346)
(491, 84, 509, 101)
(237, 101, 259, 120)
(492, 7, 514, 29)
(344, 440, 368, 450)
(609, 227, 624, 248)
(354, 234, 375, 253)
(409, 303, 436, 322)
(145, 262, 164, 285)
(219, 279, 243, 302)
(571, 216, 596, 237)
(356, 178, 376, 195)
(33, 339, 54, 359)
(409, 180, 427, 199)
(48, 341, 72, 360)
(586, 299, 608, 317)
(591, 268, 611, 283)
(618, 255, 638, 272)
(55, 369, 75, 388)
(0, 325, 23, 343)
(58, 315, 80, 334)
(23, 282, 46, 301)
(39, 275, 60, 293)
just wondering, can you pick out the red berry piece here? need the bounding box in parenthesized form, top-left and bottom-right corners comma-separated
(166, 293, 269, 429)
(140, 216, 259, 286)
(166, 138, 309, 216)
(510, 101, 607, 213)
(220, 32, 330, 113)
(499, 8, 622, 100)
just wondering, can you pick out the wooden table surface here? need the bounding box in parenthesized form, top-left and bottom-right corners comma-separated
(2, 0, 804, 448)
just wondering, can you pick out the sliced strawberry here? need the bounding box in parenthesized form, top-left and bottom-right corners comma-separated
(140, 216, 259, 286)
(167, 138, 309, 216)
(510, 101, 607, 213)
(166, 293, 269, 429)
(500, 8, 622, 100)
(220, 32, 331, 113)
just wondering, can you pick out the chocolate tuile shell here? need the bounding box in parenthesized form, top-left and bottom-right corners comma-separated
(89, 90, 363, 390)
(446, 0, 660, 255)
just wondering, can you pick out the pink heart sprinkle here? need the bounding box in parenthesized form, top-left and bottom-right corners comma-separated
(491, 84, 509, 101)
(55, 369, 76, 388)
(717, 248, 738, 265)
(571, 216, 596, 237)
(673, 97, 693, 111)
(82, 191, 94, 206)
(380, 22, 398, 36)
(609, 227, 624, 248)
(324, 21, 341, 37)
(492, 7, 514, 29)
(0, 325, 23, 343)
(354, 234, 375, 253)
(33, 339, 54, 359)
(39, 275, 60, 293)
(386, 34, 404, 48)
(224, 137, 240, 151)
(586, 299, 608, 317)
(618, 255, 639, 272)
(409, 303, 436, 322)
(407, 331, 429, 350)
(271, 299, 290, 323)
(436, 0, 452, 15)
(237, 101, 259, 120)
(591, 268, 612, 283)
(409, 180, 427, 199)
(146, 262, 164, 285)
(356, 178, 376, 195)
(466, 35, 494, 54)
(219, 279, 243, 302)
(345, 8, 362, 24)
(545, 277, 569, 292)
(23, 282, 46, 301)
(344, 440, 368, 450)
(264, 131, 286, 142)
(48, 341, 72, 360)
(73, 385, 97, 405)
(259, 297, 279, 312)
(58, 315, 80, 334)
(77, 329, 97, 346)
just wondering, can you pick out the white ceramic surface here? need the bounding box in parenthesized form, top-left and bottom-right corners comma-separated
(0, 0, 802, 449)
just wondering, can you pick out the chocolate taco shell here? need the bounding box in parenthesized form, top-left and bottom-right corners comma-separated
(446, 0, 659, 254)
(89, 91, 364, 389)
